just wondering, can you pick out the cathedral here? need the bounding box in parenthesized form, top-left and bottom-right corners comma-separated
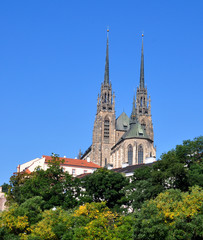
(82, 32, 156, 168)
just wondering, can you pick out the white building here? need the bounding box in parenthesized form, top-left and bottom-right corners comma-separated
(17, 155, 101, 177)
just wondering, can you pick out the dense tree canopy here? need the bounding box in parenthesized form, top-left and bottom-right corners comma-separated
(6, 155, 81, 210)
(133, 186, 203, 240)
(81, 168, 129, 211)
(0, 183, 10, 193)
(127, 136, 203, 211)
(0, 136, 202, 239)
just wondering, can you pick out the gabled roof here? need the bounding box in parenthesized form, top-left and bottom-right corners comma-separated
(116, 112, 130, 131)
(43, 155, 101, 169)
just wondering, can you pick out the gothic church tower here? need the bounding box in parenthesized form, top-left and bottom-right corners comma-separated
(92, 31, 116, 167)
(136, 35, 154, 141)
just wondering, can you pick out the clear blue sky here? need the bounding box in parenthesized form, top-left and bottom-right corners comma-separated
(0, 0, 203, 185)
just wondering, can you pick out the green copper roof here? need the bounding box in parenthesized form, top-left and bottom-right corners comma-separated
(112, 121, 151, 150)
(116, 112, 130, 131)
(121, 121, 149, 140)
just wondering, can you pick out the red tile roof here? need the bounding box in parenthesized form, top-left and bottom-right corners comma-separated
(43, 155, 101, 169)
(24, 168, 31, 174)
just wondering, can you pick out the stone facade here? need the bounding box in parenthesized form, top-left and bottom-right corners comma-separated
(82, 34, 156, 168)
(0, 187, 7, 211)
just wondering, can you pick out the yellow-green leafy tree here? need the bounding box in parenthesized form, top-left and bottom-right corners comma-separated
(133, 186, 203, 240)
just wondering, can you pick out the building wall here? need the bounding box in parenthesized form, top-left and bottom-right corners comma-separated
(138, 115, 154, 141)
(111, 138, 156, 168)
(61, 165, 96, 177)
(92, 109, 116, 167)
(0, 187, 7, 211)
(115, 130, 126, 143)
(18, 157, 98, 177)
(17, 157, 46, 172)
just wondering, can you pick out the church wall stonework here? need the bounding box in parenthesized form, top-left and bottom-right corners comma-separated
(82, 33, 156, 168)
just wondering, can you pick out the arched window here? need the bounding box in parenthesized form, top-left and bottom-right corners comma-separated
(104, 93, 107, 103)
(128, 145, 133, 165)
(138, 145, 143, 164)
(140, 97, 143, 107)
(104, 117, 110, 142)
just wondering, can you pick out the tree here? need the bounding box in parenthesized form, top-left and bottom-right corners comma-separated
(0, 203, 30, 239)
(126, 136, 203, 212)
(133, 186, 203, 240)
(7, 154, 82, 210)
(16, 196, 45, 224)
(28, 207, 69, 240)
(25, 202, 133, 240)
(153, 136, 203, 191)
(1, 183, 10, 193)
(81, 168, 129, 211)
(126, 166, 155, 211)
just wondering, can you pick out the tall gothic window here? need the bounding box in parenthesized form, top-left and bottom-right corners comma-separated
(104, 117, 110, 142)
(128, 145, 133, 165)
(138, 145, 143, 164)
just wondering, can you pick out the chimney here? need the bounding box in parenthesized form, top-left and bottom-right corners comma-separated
(87, 157, 90, 163)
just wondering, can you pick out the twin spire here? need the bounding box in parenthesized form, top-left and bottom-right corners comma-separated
(139, 34, 145, 89)
(103, 31, 146, 120)
(130, 94, 137, 124)
(104, 29, 109, 85)
(103, 31, 145, 89)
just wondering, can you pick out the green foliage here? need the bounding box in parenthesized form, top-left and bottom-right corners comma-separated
(1, 183, 10, 193)
(154, 136, 203, 191)
(4, 202, 132, 240)
(128, 136, 203, 212)
(0, 203, 30, 238)
(126, 166, 155, 211)
(7, 154, 81, 211)
(1, 136, 202, 239)
(133, 186, 203, 240)
(16, 196, 44, 224)
(82, 168, 129, 211)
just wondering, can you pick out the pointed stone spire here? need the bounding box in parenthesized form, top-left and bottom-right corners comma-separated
(130, 94, 137, 124)
(104, 29, 109, 85)
(139, 34, 144, 89)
